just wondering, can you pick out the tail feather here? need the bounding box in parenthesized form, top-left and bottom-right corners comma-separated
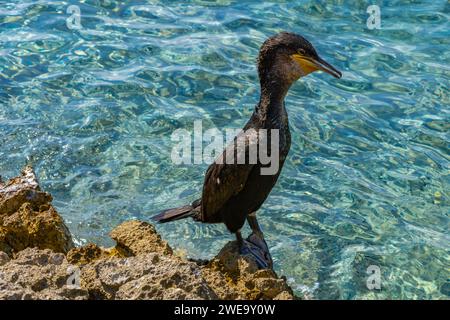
(151, 201, 199, 223)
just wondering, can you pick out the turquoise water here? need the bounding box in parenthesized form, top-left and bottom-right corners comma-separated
(0, 0, 449, 299)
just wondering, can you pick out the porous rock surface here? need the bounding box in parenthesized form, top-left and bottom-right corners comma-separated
(0, 166, 74, 257)
(0, 167, 297, 300)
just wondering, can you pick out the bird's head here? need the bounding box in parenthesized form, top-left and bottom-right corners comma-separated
(258, 32, 341, 90)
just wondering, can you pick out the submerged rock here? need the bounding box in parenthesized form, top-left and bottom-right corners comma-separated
(0, 167, 298, 300)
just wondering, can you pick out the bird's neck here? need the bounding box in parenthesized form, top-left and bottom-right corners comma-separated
(256, 77, 291, 125)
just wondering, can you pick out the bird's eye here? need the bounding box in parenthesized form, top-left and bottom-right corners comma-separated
(298, 49, 306, 55)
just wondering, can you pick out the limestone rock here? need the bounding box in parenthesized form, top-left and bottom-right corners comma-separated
(200, 241, 295, 300)
(67, 243, 120, 265)
(0, 166, 51, 214)
(0, 251, 9, 266)
(0, 167, 298, 300)
(80, 253, 217, 300)
(0, 248, 88, 300)
(0, 167, 74, 257)
(110, 220, 173, 256)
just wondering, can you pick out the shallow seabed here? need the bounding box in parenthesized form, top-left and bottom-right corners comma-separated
(0, 0, 449, 299)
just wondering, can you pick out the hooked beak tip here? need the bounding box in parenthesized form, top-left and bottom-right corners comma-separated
(315, 56, 342, 79)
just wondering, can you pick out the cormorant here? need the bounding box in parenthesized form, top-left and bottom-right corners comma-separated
(152, 32, 341, 268)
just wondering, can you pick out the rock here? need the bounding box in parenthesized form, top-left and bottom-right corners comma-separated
(0, 248, 88, 300)
(0, 281, 36, 300)
(77, 221, 215, 300)
(200, 241, 296, 300)
(80, 253, 217, 300)
(72, 220, 295, 300)
(110, 220, 173, 256)
(0, 167, 74, 257)
(0, 167, 298, 300)
(0, 251, 9, 266)
(67, 243, 120, 265)
(66, 220, 173, 266)
(274, 290, 295, 300)
(1, 203, 74, 256)
(0, 166, 51, 214)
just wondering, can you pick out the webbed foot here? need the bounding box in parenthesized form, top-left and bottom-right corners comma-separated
(238, 232, 273, 269)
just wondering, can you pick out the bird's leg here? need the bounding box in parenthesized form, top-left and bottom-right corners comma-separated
(246, 212, 273, 269)
(247, 212, 264, 238)
(234, 215, 273, 269)
(235, 229, 244, 248)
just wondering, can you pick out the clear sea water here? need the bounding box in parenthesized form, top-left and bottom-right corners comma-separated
(0, 0, 449, 299)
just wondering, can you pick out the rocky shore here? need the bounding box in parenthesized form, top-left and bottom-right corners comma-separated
(0, 167, 297, 300)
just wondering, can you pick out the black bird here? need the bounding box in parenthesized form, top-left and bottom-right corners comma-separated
(152, 32, 341, 267)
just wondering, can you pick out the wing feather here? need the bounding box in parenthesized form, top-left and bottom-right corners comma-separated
(200, 129, 259, 222)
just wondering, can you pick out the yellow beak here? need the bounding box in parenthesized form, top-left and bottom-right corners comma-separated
(292, 53, 342, 79)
